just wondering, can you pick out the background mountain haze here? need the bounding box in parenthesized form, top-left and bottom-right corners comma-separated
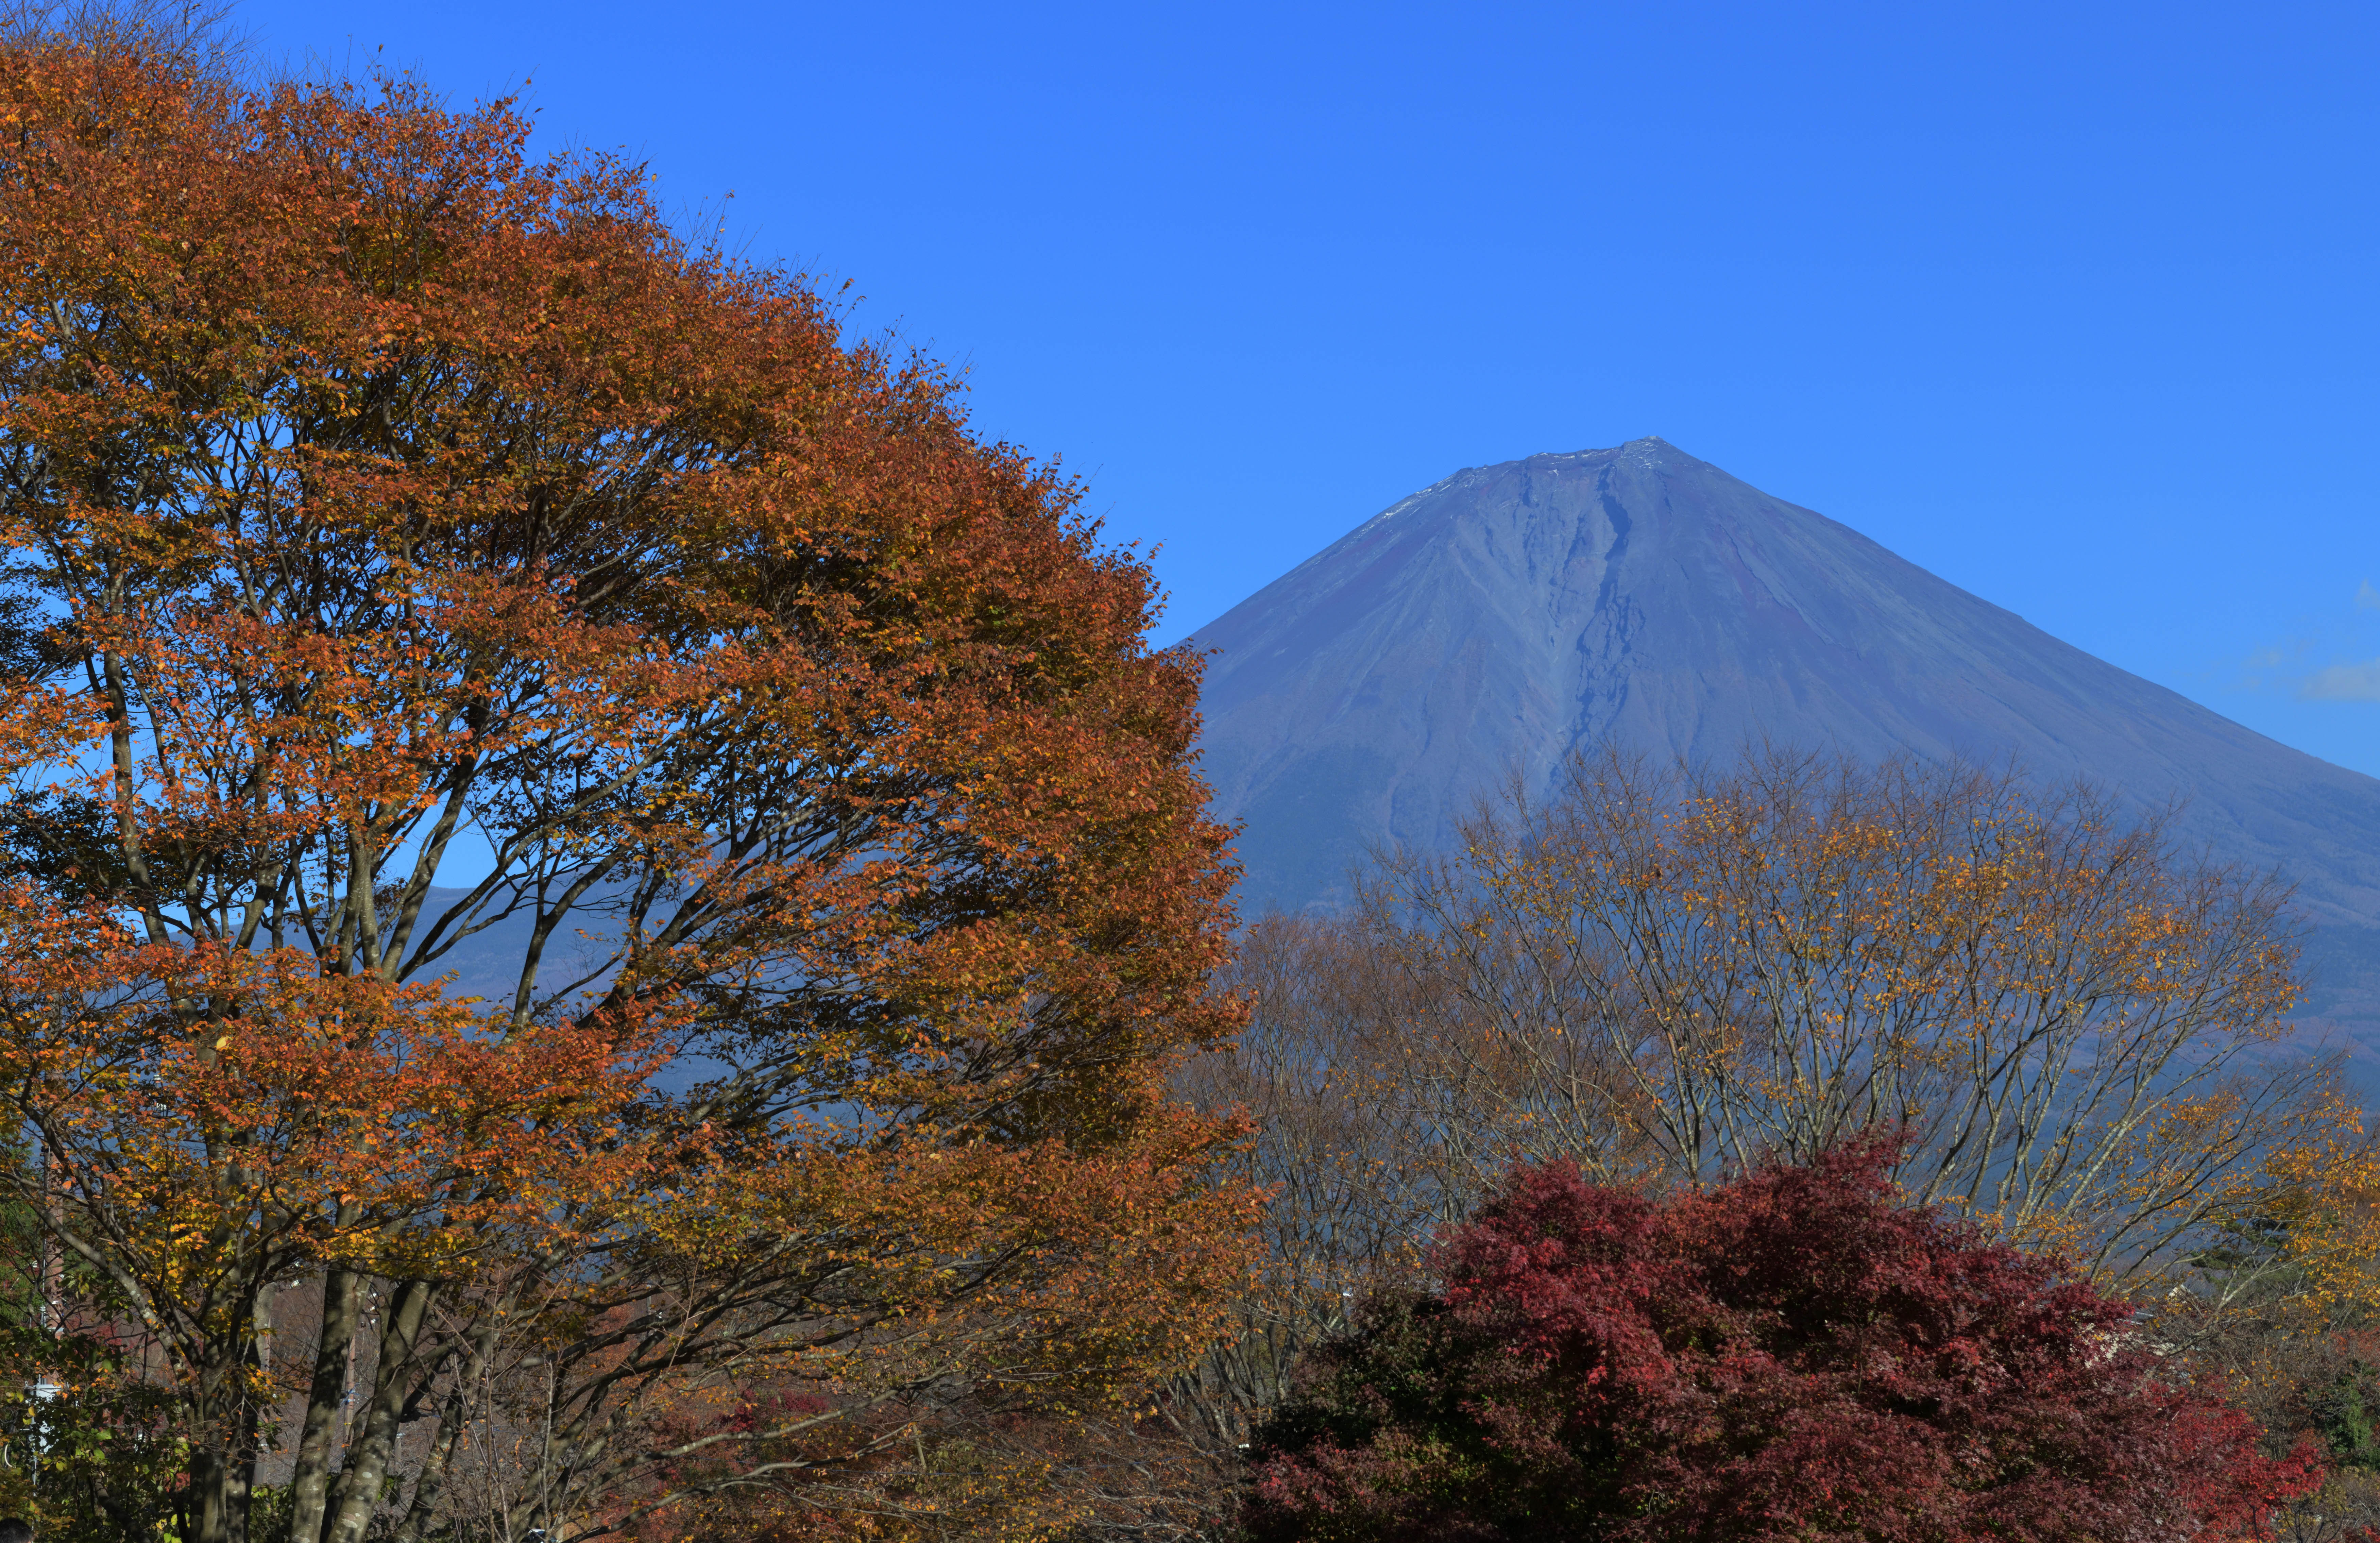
(1192, 439, 2380, 1047)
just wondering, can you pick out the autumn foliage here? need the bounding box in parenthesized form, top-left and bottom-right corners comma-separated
(1244, 1140, 2325, 1543)
(0, 21, 1253, 1543)
(1308, 748, 2352, 1281)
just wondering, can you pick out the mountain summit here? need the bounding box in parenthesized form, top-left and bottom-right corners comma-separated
(1190, 438, 2380, 1028)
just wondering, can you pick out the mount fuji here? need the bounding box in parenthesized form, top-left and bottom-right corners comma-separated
(1189, 437, 2380, 1037)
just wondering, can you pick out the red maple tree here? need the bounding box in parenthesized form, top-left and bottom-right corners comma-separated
(1244, 1138, 2323, 1543)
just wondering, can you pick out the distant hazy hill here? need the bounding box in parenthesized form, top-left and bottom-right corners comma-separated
(1190, 438, 2380, 1040)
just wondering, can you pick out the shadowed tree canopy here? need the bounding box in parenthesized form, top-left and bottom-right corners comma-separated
(0, 24, 1255, 1543)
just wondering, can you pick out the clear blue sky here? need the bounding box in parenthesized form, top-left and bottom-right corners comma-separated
(235, 0, 2380, 776)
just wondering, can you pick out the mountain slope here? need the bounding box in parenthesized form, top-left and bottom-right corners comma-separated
(1190, 438, 2380, 1029)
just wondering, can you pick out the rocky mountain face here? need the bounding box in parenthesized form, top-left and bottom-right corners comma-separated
(1190, 437, 2380, 1037)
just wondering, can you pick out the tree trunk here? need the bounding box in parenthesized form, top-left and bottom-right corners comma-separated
(288, 1268, 363, 1543)
(323, 1278, 437, 1543)
(188, 1431, 256, 1543)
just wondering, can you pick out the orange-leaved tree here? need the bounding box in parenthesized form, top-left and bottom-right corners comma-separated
(0, 25, 1254, 1543)
(1351, 747, 2352, 1285)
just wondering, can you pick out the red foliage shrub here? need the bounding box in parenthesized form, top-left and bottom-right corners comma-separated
(1243, 1138, 2324, 1542)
